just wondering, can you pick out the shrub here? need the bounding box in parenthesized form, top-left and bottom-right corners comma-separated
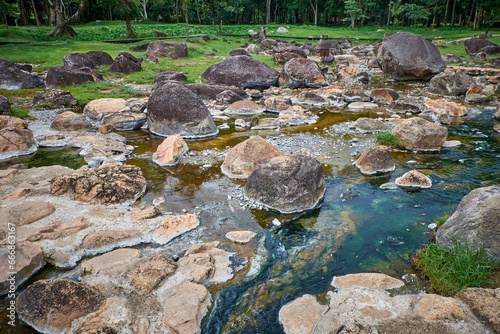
(375, 131, 405, 149)
(414, 240, 499, 296)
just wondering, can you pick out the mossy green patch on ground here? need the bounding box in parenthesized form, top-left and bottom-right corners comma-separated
(375, 131, 405, 149)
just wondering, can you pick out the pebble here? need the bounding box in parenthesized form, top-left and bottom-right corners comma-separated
(427, 223, 437, 230)
(272, 219, 281, 226)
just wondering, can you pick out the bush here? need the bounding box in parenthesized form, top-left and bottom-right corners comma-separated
(414, 240, 499, 296)
(375, 131, 405, 149)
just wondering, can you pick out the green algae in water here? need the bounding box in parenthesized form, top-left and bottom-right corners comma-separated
(0, 147, 86, 170)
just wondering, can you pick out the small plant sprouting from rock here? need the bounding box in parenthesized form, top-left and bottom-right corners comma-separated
(375, 131, 405, 149)
(413, 240, 499, 296)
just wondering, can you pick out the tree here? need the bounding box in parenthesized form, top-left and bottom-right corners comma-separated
(46, 0, 86, 37)
(344, 0, 363, 28)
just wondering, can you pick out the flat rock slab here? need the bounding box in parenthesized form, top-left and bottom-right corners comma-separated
(225, 231, 257, 244)
(457, 288, 500, 333)
(279, 294, 327, 334)
(5, 200, 55, 226)
(332, 273, 404, 290)
(152, 213, 200, 244)
(81, 248, 141, 275)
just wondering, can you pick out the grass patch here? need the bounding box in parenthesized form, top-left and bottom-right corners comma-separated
(11, 107, 33, 119)
(414, 240, 499, 296)
(435, 213, 451, 229)
(375, 131, 405, 149)
(65, 82, 147, 105)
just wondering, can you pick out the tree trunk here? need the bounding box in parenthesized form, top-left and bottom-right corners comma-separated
(467, 0, 475, 28)
(3, 12, 9, 32)
(175, 0, 179, 23)
(31, 0, 41, 26)
(124, 15, 136, 37)
(219, 18, 222, 34)
(141, 0, 147, 19)
(266, 0, 271, 24)
(451, 0, 457, 26)
(387, 0, 391, 26)
(444, 0, 450, 25)
(309, 0, 317, 25)
(46, 0, 85, 37)
(18, 0, 28, 25)
(183, 0, 189, 41)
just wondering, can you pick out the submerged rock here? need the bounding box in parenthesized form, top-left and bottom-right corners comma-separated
(354, 145, 395, 175)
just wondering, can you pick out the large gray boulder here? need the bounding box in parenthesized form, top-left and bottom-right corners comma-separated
(464, 38, 500, 54)
(86, 51, 114, 66)
(186, 84, 248, 101)
(244, 155, 326, 213)
(428, 70, 475, 96)
(392, 117, 447, 152)
(63, 52, 95, 69)
(46, 66, 103, 88)
(146, 42, 188, 63)
(108, 52, 142, 74)
(0, 95, 11, 115)
(278, 58, 328, 88)
(375, 33, 446, 81)
(271, 43, 308, 65)
(437, 185, 500, 258)
(0, 58, 44, 90)
(147, 82, 218, 138)
(201, 55, 279, 89)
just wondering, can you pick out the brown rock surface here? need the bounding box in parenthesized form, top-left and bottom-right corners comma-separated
(415, 294, 465, 321)
(51, 111, 93, 131)
(278, 294, 327, 334)
(278, 57, 329, 88)
(224, 100, 265, 115)
(332, 273, 404, 290)
(392, 117, 447, 152)
(152, 213, 200, 244)
(424, 99, 467, 117)
(457, 288, 500, 333)
(395, 170, 432, 188)
(0, 116, 37, 158)
(6, 200, 55, 225)
(81, 230, 141, 250)
(81, 248, 141, 275)
(130, 253, 177, 292)
(225, 231, 257, 244)
(354, 146, 395, 175)
(152, 135, 188, 167)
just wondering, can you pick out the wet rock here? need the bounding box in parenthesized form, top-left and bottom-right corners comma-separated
(63, 52, 95, 69)
(186, 84, 248, 101)
(388, 102, 420, 114)
(229, 48, 250, 57)
(225, 231, 257, 244)
(352, 118, 387, 132)
(375, 33, 446, 81)
(354, 146, 395, 175)
(415, 294, 465, 321)
(152, 135, 188, 167)
(332, 273, 404, 290)
(147, 82, 218, 138)
(216, 90, 243, 104)
(0, 116, 37, 160)
(249, 106, 318, 130)
(224, 100, 264, 116)
(424, 99, 467, 117)
(33, 89, 77, 107)
(86, 51, 114, 66)
(50, 164, 147, 205)
(370, 88, 399, 104)
(296, 91, 328, 106)
(81, 230, 141, 250)
(108, 52, 142, 74)
(335, 54, 360, 65)
(201, 55, 279, 89)
(51, 111, 93, 131)
(16, 279, 101, 334)
(436, 185, 500, 258)
(244, 155, 326, 213)
(46, 66, 103, 88)
(0, 241, 44, 296)
(152, 213, 200, 244)
(221, 136, 283, 178)
(0, 58, 44, 90)
(278, 58, 328, 88)
(0, 95, 10, 115)
(146, 42, 188, 63)
(428, 70, 475, 96)
(343, 90, 371, 103)
(465, 93, 487, 103)
(6, 200, 55, 225)
(279, 294, 327, 334)
(338, 65, 362, 77)
(271, 44, 307, 65)
(464, 38, 500, 54)
(263, 96, 292, 113)
(130, 205, 161, 220)
(131, 253, 177, 292)
(395, 170, 432, 189)
(81, 248, 141, 275)
(84, 97, 148, 131)
(154, 70, 188, 86)
(392, 117, 447, 152)
(457, 288, 500, 333)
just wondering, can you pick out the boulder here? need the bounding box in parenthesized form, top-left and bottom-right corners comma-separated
(392, 117, 447, 152)
(352, 117, 387, 132)
(152, 135, 188, 167)
(186, 84, 248, 101)
(50, 164, 147, 205)
(436, 185, 500, 258)
(296, 91, 328, 105)
(63, 52, 95, 69)
(16, 279, 101, 334)
(457, 288, 500, 333)
(395, 170, 432, 189)
(272, 44, 308, 65)
(316, 40, 339, 53)
(108, 52, 142, 74)
(334, 54, 360, 65)
(0, 58, 44, 90)
(348, 101, 378, 109)
(33, 89, 77, 107)
(415, 294, 466, 321)
(146, 42, 188, 63)
(246, 44, 259, 55)
(152, 213, 200, 244)
(221, 136, 284, 178)
(370, 88, 399, 104)
(46, 66, 102, 88)
(86, 51, 114, 66)
(0, 116, 37, 159)
(442, 53, 464, 64)
(338, 66, 362, 77)
(229, 49, 250, 57)
(81, 230, 140, 250)
(225, 231, 257, 244)
(84, 97, 148, 131)
(279, 295, 327, 334)
(277, 27, 289, 33)
(388, 102, 420, 114)
(5, 200, 55, 225)
(481, 45, 500, 55)
(375, 32, 446, 80)
(81, 248, 141, 275)
(154, 70, 188, 86)
(424, 99, 467, 117)
(464, 38, 499, 54)
(0, 95, 11, 114)
(147, 82, 218, 138)
(216, 90, 243, 104)
(332, 273, 404, 290)
(129, 42, 151, 52)
(201, 55, 279, 89)
(342, 90, 370, 102)
(278, 57, 329, 88)
(51, 111, 93, 131)
(428, 70, 475, 96)
(260, 39, 277, 49)
(224, 100, 264, 116)
(354, 145, 395, 175)
(244, 155, 326, 213)
(262, 96, 292, 113)
(130, 253, 177, 292)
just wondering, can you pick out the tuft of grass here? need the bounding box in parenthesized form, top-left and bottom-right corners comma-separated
(414, 240, 499, 296)
(11, 107, 31, 119)
(375, 131, 405, 149)
(435, 213, 451, 229)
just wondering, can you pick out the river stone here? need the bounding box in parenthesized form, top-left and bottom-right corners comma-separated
(279, 294, 327, 334)
(348, 102, 378, 109)
(392, 117, 447, 152)
(424, 99, 467, 117)
(338, 66, 362, 77)
(229, 48, 250, 57)
(221, 136, 283, 178)
(154, 70, 188, 86)
(388, 102, 420, 114)
(354, 146, 395, 175)
(108, 52, 142, 74)
(216, 90, 243, 104)
(186, 84, 248, 101)
(278, 57, 329, 88)
(6, 200, 55, 225)
(352, 118, 387, 132)
(81, 248, 141, 275)
(271, 44, 308, 65)
(1, 116, 37, 160)
(146, 42, 188, 63)
(244, 155, 326, 213)
(147, 82, 218, 138)
(464, 38, 499, 54)
(415, 294, 465, 321)
(260, 39, 277, 48)
(63, 52, 95, 69)
(152, 135, 188, 167)
(84, 97, 148, 130)
(436, 185, 500, 257)
(442, 53, 464, 64)
(224, 100, 264, 116)
(0, 241, 44, 296)
(375, 32, 446, 81)
(332, 273, 404, 290)
(86, 51, 114, 66)
(129, 42, 151, 52)
(395, 170, 432, 189)
(428, 70, 475, 96)
(33, 89, 77, 107)
(46, 66, 103, 88)
(201, 55, 279, 89)
(28, 217, 92, 242)
(225, 231, 257, 244)
(16, 279, 101, 334)
(246, 44, 259, 55)
(370, 88, 399, 104)
(457, 288, 500, 332)
(51, 111, 93, 131)
(0, 95, 10, 114)
(342, 90, 370, 102)
(0, 58, 44, 90)
(50, 164, 147, 205)
(296, 91, 328, 105)
(152, 213, 200, 244)
(263, 96, 292, 113)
